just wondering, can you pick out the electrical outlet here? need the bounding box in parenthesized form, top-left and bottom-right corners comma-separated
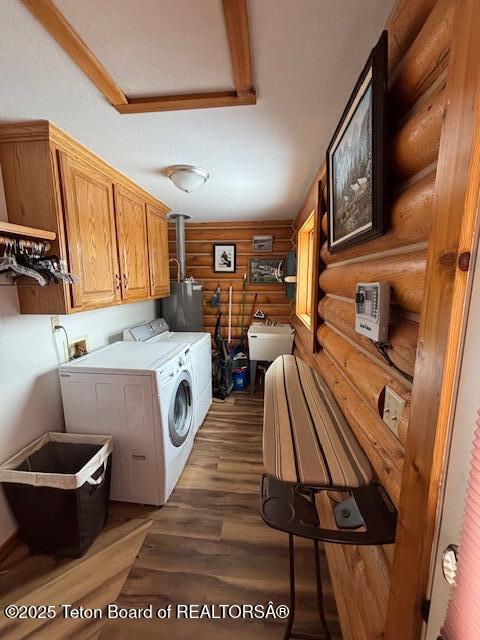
(51, 316, 60, 332)
(382, 386, 406, 437)
(69, 337, 88, 359)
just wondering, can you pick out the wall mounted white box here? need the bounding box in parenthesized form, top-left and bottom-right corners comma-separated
(355, 282, 390, 343)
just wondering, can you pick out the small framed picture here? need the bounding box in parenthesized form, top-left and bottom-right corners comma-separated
(249, 258, 283, 284)
(213, 244, 236, 273)
(252, 235, 273, 252)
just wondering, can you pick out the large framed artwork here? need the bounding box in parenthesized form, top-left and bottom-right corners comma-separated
(326, 31, 388, 253)
(249, 258, 283, 284)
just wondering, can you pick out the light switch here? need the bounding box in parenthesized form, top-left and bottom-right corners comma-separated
(383, 386, 406, 437)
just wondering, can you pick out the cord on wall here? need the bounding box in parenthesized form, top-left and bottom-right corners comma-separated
(369, 338, 414, 384)
(54, 324, 71, 362)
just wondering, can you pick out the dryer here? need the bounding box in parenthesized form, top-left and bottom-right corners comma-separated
(124, 318, 212, 434)
(59, 341, 194, 505)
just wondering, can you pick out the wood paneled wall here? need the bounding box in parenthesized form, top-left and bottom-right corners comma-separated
(292, 1, 480, 638)
(168, 220, 294, 340)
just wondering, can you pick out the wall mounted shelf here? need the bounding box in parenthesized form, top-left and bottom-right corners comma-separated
(0, 221, 56, 242)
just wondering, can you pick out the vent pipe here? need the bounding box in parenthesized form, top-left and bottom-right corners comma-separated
(168, 213, 190, 282)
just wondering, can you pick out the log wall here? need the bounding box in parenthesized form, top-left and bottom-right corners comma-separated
(291, 1, 460, 638)
(168, 219, 294, 340)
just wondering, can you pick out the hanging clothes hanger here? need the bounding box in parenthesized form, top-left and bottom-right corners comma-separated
(0, 236, 77, 286)
(0, 239, 49, 285)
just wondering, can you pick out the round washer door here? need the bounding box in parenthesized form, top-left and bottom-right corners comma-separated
(168, 370, 193, 447)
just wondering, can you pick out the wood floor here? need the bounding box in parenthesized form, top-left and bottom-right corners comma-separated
(103, 393, 342, 639)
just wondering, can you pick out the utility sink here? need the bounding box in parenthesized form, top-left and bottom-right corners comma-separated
(247, 323, 295, 362)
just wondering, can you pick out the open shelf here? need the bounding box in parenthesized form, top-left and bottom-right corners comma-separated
(0, 221, 56, 242)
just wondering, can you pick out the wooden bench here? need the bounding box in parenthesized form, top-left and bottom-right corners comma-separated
(260, 355, 397, 639)
(263, 355, 373, 489)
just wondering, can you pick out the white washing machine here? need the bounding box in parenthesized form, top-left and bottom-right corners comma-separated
(59, 341, 194, 506)
(124, 318, 212, 434)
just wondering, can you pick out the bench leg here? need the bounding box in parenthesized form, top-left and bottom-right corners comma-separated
(284, 535, 331, 640)
(284, 533, 296, 640)
(314, 540, 331, 640)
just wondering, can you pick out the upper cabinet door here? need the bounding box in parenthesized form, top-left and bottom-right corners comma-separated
(114, 185, 150, 301)
(146, 204, 170, 298)
(59, 152, 121, 309)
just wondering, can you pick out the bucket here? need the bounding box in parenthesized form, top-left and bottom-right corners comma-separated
(232, 368, 249, 391)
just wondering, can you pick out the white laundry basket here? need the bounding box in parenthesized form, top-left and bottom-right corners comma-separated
(0, 432, 113, 557)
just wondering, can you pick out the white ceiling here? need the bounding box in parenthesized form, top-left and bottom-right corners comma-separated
(0, 0, 395, 222)
(55, 0, 234, 96)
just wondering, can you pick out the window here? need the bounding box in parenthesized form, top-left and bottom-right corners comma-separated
(296, 210, 316, 329)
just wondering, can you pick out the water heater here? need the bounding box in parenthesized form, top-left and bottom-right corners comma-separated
(162, 281, 204, 331)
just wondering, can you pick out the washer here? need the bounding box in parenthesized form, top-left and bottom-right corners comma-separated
(59, 341, 194, 506)
(124, 318, 212, 434)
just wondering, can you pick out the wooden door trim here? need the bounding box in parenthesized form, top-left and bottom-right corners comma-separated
(385, 1, 480, 637)
(22, 0, 256, 113)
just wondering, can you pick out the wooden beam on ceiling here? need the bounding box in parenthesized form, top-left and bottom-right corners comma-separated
(22, 0, 128, 106)
(115, 90, 256, 114)
(22, 0, 257, 113)
(222, 0, 254, 96)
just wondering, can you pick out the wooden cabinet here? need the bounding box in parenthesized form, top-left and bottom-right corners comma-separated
(59, 153, 121, 309)
(146, 204, 170, 298)
(114, 186, 150, 301)
(0, 121, 171, 314)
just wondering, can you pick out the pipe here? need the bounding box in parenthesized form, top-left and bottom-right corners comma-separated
(168, 213, 190, 282)
(169, 258, 181, 283)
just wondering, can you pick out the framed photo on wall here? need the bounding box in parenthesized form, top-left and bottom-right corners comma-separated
(213, 244, 236, 273)
(252, 235, 273, 252)
(326, 31, 388, 253)
(249, 258, 283, 284)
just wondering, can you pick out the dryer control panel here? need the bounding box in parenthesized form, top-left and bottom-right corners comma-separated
(355, 282, 390, 343)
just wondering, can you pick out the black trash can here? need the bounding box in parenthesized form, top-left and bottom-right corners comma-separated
(0, 432, 113, 557)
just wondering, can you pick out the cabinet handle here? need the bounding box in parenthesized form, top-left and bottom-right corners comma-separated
(115, 274, 121, 290)
(123, 274, 128, 289)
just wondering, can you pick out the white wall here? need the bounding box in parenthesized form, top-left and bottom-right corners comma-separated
(0, 286, 157, 545)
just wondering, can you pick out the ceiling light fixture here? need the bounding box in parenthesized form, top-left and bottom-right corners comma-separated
(165, 164, 210, 193)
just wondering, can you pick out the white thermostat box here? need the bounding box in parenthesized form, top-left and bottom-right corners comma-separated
(355, 282, 390, 343)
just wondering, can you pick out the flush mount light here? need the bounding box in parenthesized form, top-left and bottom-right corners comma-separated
(165, 165, 210, 193)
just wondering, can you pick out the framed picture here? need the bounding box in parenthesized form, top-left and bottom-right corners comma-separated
(249, 258, 283, 284)
(326, 31, 388, 253)
(252, 235, 273, 252)
(213, 244, 236, 273)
